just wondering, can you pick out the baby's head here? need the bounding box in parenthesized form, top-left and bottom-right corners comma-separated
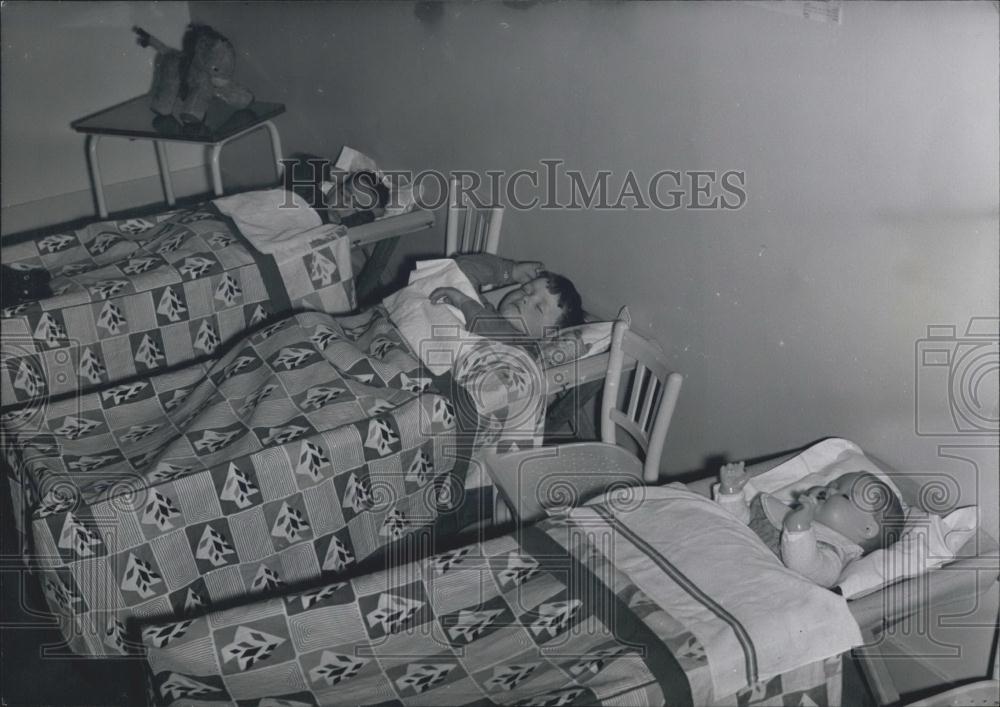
(799, 471, 904, 553)
(497, 272, 583, 339)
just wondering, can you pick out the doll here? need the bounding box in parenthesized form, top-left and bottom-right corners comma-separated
(716, 462, 905, 587)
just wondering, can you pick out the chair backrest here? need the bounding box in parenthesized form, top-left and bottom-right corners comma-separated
(600, 320, 683, 483)
(445, 177, 504, 256)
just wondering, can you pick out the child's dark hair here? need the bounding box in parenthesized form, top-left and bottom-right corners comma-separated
(542, 271, 584, 329)
(348, 170, 390, 210)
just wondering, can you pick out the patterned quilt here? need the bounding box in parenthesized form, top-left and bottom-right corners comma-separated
(1, 204, 354, 414)
(1, 303, 544, 658)
(139, 503, 845, 706)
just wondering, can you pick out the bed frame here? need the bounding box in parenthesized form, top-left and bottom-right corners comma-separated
(347, 208, 436, 304)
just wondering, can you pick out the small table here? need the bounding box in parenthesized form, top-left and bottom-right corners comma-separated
(71, 95, 286, 218)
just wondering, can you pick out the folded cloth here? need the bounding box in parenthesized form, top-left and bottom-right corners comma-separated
(334, 145, 379, 174)
(383, 259, 487, 376)
(213, 189, 327, 255)
(583, 484, 863, 699)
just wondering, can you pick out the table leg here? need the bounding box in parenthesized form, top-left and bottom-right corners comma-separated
(207, 121, 285, 197)
(85, 134, 108, 219)
(262, 120, 285, 184)
(153, 140, 176, 207)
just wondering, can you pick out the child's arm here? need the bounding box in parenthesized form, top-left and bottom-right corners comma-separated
(430, 288, 524, 337)
(453, 254, 543, 291)
(716, 462, 751, 524)
(780, 500, 847, 588)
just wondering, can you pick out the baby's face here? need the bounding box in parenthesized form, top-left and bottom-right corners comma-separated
(799, 472, 888, 545)
(498, 277, 563, 339)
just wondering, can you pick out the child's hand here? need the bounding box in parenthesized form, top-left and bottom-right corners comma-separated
(512, 261, 544, 283)
(718, 462, 749, 495)
(430, 287, 472, 308)
(784, 496, 818, 533)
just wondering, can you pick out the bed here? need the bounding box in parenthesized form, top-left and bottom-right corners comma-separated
(132, 438, 997, 705)
(1, 286, 551, 656)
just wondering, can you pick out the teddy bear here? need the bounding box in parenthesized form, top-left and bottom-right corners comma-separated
(133, 24, 253, 125)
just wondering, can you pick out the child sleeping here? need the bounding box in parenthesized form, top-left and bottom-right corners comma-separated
(323, 169, 390, 227)
(429, 253, 584, 340)
(716, 462, 905, 587)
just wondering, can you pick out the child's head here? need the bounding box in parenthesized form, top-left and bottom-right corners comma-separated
(326, 170, 390, 224)
(799, 471, 904, 553)
(497, 271, 584, 339)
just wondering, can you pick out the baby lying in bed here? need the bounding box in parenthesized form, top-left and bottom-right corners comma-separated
(716, 462, 905, 587)
(429, 253, 584, 339)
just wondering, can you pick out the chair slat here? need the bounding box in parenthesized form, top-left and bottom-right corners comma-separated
(446, 180, 503, 257)
(639, 379, 660, 434)
(610, 409, 650, 454)
(476, 211, 488, 253)
(601, 322, 684, 483)
(446, 178, 461, 256)
(627, 364, 647, 421)
(485, 207, 503, 254)
(462, 200, 475, 253)
(621, 331, 670, 382)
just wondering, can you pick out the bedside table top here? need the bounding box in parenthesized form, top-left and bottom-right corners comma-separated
(71, 95, 285, 144)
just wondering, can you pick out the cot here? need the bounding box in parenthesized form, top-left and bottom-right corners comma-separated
(133, 438, 999, 706)
(0, 299, 548, 661)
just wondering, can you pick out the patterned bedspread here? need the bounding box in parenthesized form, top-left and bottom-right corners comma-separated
(1, 204, 354, 412)
(1, 303, 543, 658)
(139, 502, 844, 706)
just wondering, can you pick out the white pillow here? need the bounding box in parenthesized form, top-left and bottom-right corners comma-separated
(837, 506, 979, 598)
(538, 306, 632, 368)
(744, 438, 907, 511)
(213, 189, 323, 255)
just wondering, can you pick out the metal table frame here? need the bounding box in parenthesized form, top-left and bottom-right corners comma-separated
(84, 120, 284, 218)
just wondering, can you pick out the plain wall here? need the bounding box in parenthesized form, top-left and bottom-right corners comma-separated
(190, 0, 998, 533)
(1, 1, 209, 234)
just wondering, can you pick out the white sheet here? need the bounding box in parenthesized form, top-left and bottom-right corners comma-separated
(580, 484, 863, 699)
(382, 259, 487, 376)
